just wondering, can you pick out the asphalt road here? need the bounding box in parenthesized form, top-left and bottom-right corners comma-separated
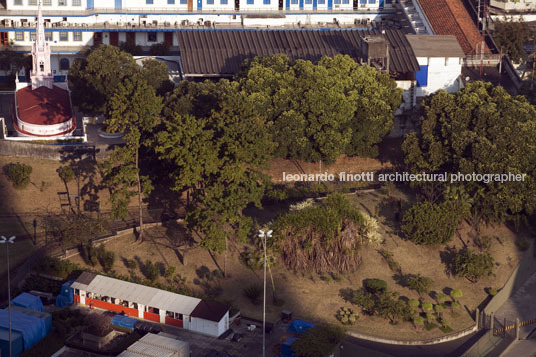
(340, 330, 485, 357)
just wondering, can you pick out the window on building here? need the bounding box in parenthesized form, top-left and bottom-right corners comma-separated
(58, 0, 67, 5)
(317, 0, 325, 4)
(147, 32, 157, 42)
(368, 0, 375, 3)
(30, 32, 36, 41)
(180, 0, 187, 3)
(305, 0, 311, 4)
(29, 0, 37, 5)
(360, 0, 366, 3)
(146, 0, 154, 3)
(72, 0, 81, 5)
(334, 0, 341, 4)
(43, 0, 52, 5)
(290, 0, 297, 4)
(73, 31, 82, 41)
(342, 0, 349, 3)
(220, 0, 227, 4)
(45, 32, 53, 41)
(207, 0, 214, 4)
(14, 0, 22, 5)
(59, 32, 68, 41)
(247, 0, 254, 4)
(386, 0, 392, 3)
(15, 32, 24, 41)
(168, 0, 175, 3)
(263, 0, 270, 4)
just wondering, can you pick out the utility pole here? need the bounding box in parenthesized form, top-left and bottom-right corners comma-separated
(258, 229, 272, 357)
(1, 236, 16, 357)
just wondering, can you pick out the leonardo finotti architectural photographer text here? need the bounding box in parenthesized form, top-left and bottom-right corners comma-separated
(282, 172, 527, 184)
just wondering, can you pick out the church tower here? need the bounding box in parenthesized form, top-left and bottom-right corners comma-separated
(31, 0, 53, 90)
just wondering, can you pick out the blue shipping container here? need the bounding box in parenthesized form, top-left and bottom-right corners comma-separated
(0, 328, 24, 357)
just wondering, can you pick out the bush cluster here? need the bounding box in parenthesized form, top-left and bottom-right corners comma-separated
(3, 162, 32, 189)
(451, 248, 494, 282)
(402, 201, 461, 245)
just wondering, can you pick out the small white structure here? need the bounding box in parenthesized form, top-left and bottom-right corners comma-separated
(117, 333, 189, 357)
(71, 272, 230, 337)
(405, 35, 465, 97)
(490, 0, 536, 12)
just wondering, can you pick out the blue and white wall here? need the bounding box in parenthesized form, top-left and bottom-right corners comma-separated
(414, 56, 462, 97)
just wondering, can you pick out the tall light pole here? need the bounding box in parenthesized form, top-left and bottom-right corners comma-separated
(258, 229, 272, 357)
(1, 236, 16, 357)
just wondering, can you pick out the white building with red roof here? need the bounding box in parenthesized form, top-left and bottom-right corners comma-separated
(13, 1, 75, 138)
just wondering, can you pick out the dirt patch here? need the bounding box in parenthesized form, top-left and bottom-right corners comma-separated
(67, 188, 525, 340)
(265, 155, 392, 183)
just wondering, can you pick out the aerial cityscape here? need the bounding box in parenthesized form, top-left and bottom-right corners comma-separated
(0, 0, 535, 356)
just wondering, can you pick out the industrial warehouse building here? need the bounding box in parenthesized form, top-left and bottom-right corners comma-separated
(71, 272, 230, 337)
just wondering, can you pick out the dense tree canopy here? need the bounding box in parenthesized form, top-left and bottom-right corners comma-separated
(402, 82, 536, 223)
(491, 19, 533, 63)
(155, 79, 274, 251)
(102, 76, 163, 240)
(238, 54, 402, 163)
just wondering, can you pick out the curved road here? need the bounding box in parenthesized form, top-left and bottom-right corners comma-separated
(340, 330, 485, 357)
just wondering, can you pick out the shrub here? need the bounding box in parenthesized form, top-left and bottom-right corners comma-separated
(3, 162, 32, 189)
(100, 250, 115, 272)
(518, 240, 530, 251)
(422, 302, 433, 312)
(408, 299, 420, 309)
(243, 284, 263, 304)
(364, 279, 387, 294)
(292, 324, 345, 357)
(143, 260, 160, 282)
(451, 248, 494, 282)
(413, 316, 424, 325)
(450, 289, 463, 300)
(402, 202, 460, 245)
(487, 287, 498, 296)
(336, 307, 358, 325)
(331, 272, 343, 282)
(125, 259, 137, 269)
(406, 274, 434, 296)
(165, 266, 176, 280)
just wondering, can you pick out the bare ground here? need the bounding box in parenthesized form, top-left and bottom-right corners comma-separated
(66, 189, 525, 340)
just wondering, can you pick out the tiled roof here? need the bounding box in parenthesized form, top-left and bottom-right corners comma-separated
(418, 0, 490, 55)
(177, 29, 420, 76)
(16, 85, 73, 125)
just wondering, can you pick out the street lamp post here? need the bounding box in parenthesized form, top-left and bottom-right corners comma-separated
(258, 230, 272, 357)
(1, 236, 16, 357)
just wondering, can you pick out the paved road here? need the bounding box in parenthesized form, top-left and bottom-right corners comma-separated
(340, 330, 484, 357)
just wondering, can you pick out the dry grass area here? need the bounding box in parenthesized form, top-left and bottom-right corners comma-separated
(67, 188, 526, 340)
(265, 155, 392, 183)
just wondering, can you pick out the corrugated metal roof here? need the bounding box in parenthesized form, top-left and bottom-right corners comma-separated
(117, 351, 147, 357)
(176, 29, 420, 76)
(406, 35, 465, 58)
(138, 333, 189, 352)
(72, 274, 201, 316)
(127, 343, 175, 357)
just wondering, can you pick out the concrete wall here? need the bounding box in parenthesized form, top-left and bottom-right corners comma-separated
(484, 240, 536, 315)
(0, 140, 98, 160)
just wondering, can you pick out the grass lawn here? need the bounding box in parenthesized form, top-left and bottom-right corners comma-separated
(66, 188, 526, 340)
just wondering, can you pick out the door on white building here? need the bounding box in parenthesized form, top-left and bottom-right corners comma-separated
(110, 32, 119, 46)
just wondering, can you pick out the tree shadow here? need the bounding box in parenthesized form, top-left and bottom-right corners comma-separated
(440, 246, 458, 277)
(339, 288, 354, 303)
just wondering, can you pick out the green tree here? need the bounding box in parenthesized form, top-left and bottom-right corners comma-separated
(155, 79, 274, 273)
(3, 162, 32, 189)
(406, 274, 434, 297)
(238, 54, 402, 163)
(119, 38, 144, 56)
(402, 202, 460, 245)
(102, 76, 163, 241)
(68, 45, 140, 113)
(402, 82, 536, 224)
(492, 19, 532, 63)
(140, 58, 175, 96)
(292, 324, 345, 357)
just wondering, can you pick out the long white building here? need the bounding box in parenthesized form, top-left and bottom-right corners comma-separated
(0, 0, 398, 81)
